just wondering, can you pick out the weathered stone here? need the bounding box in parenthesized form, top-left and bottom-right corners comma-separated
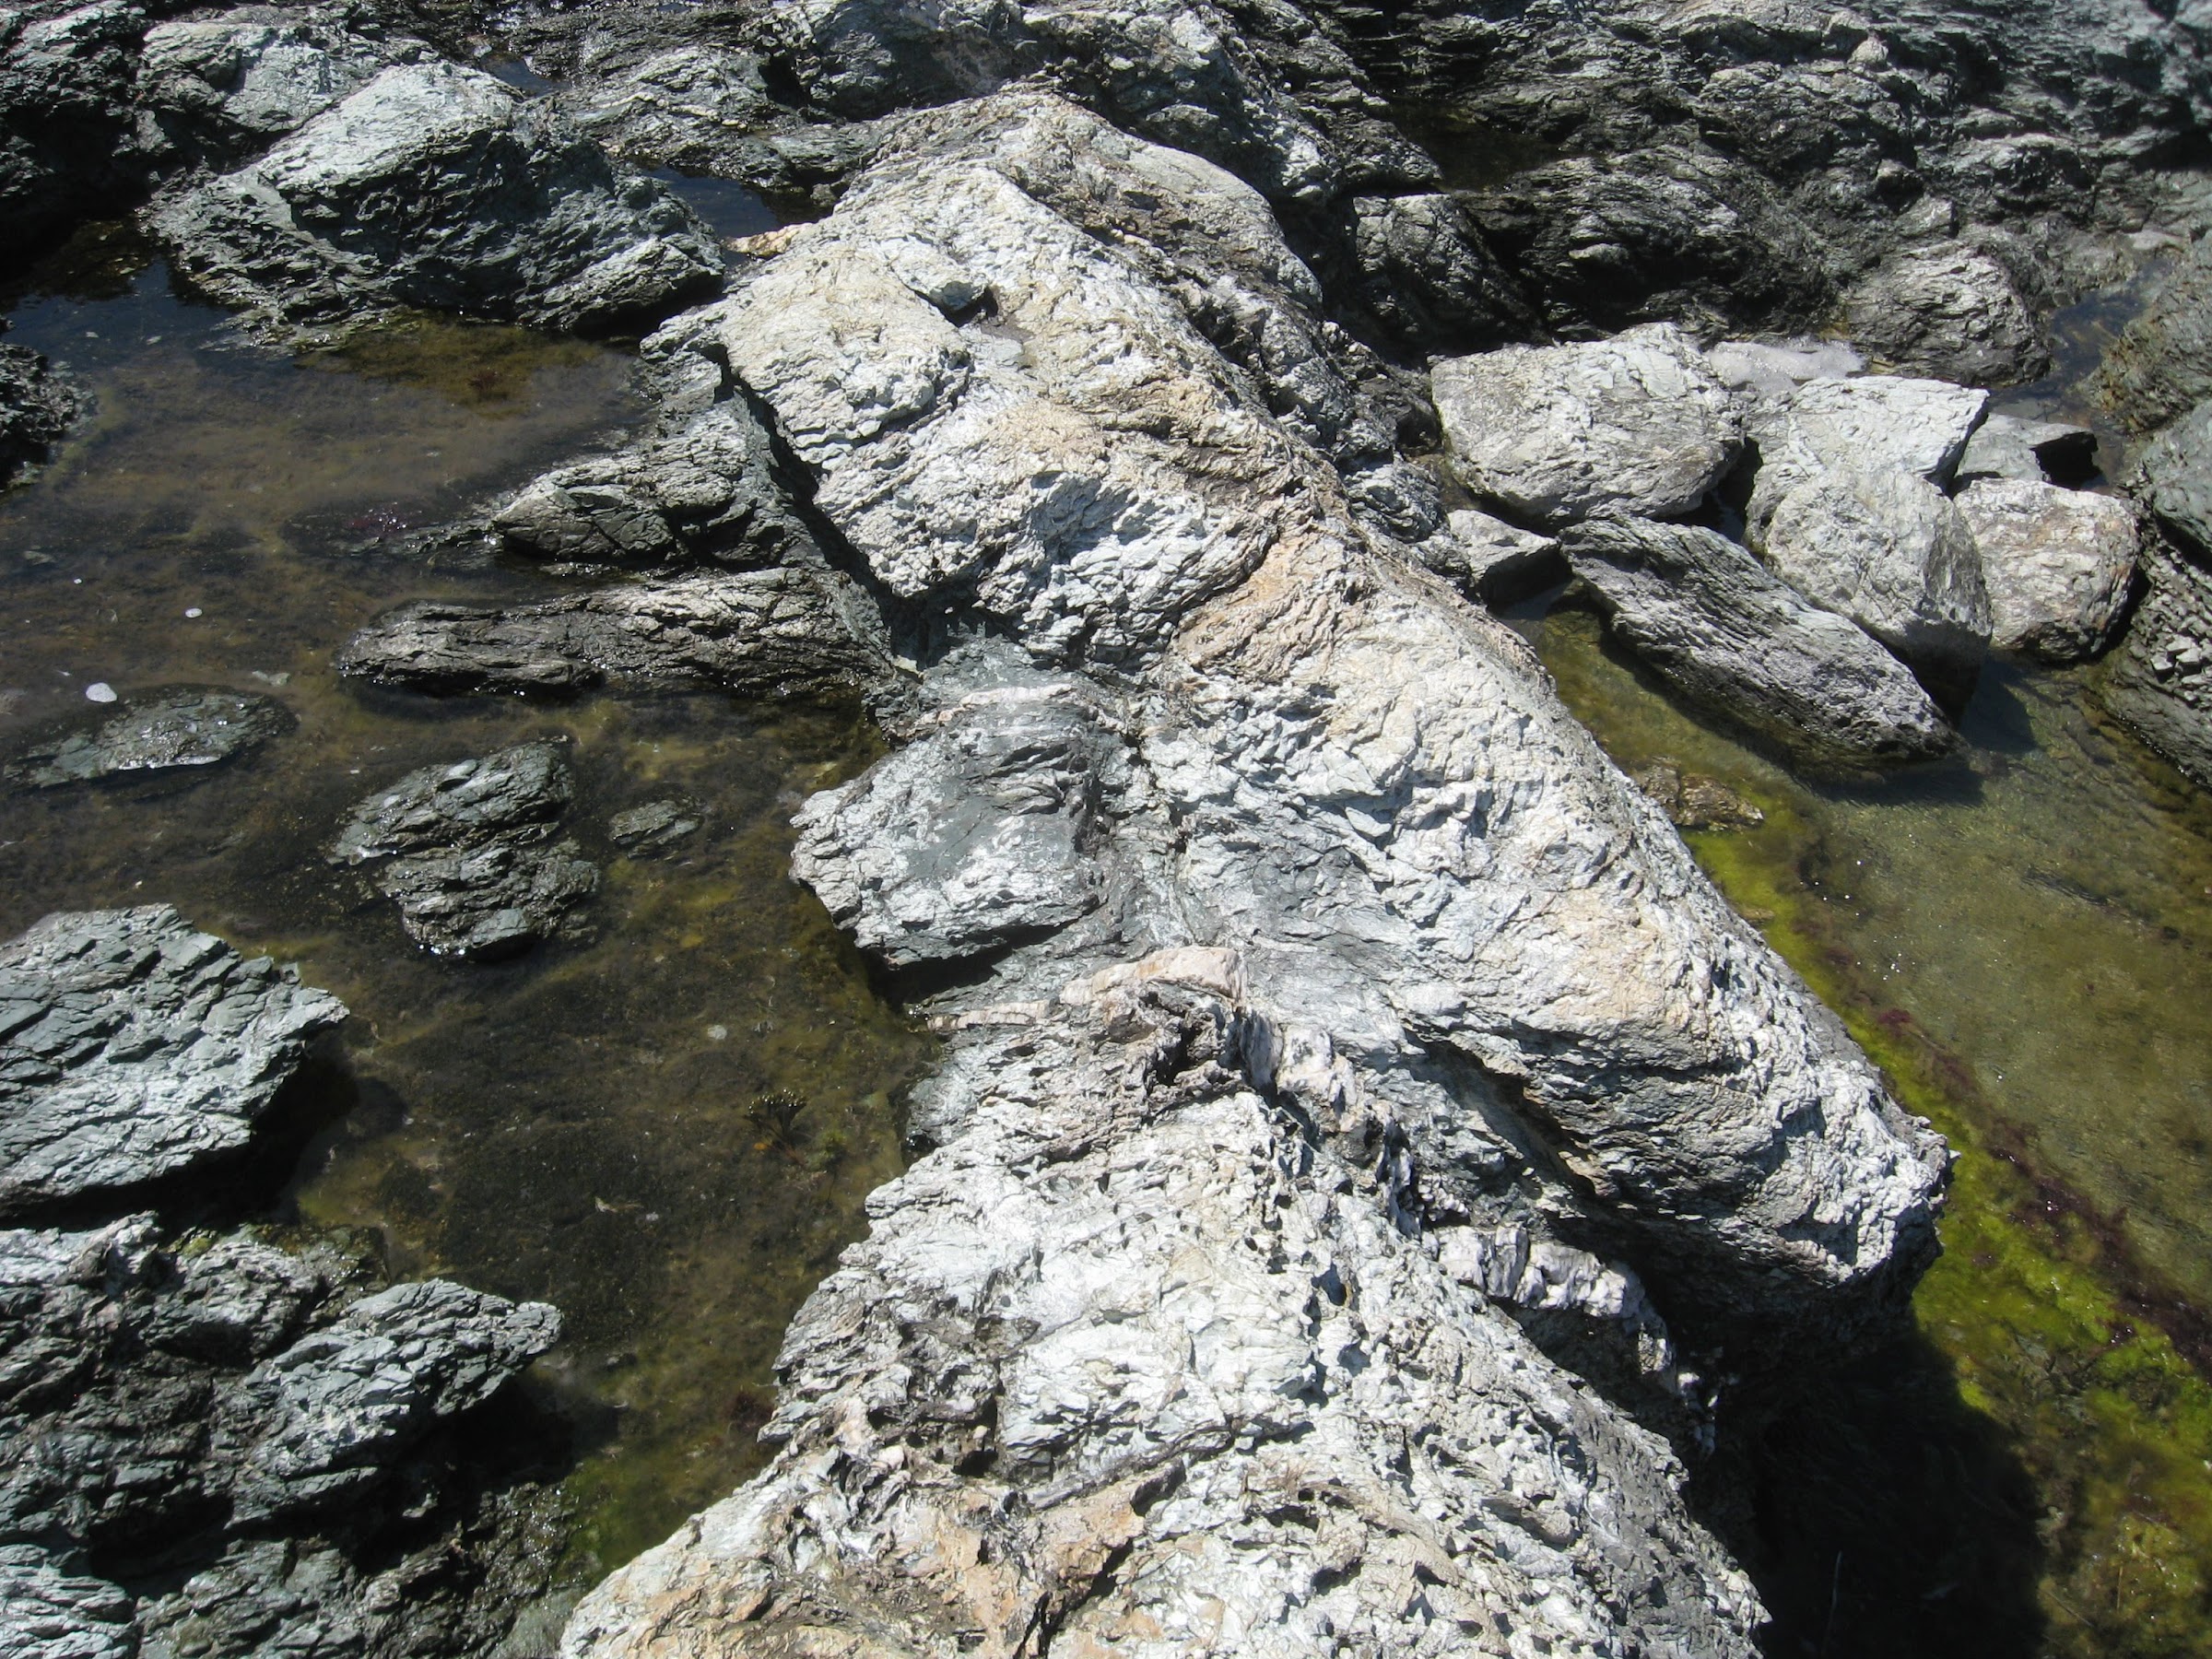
(1566, 515, 1955, 767)
(2138, 397, 2212, 557)
(559, 43, 782, 178)
(1956, 412, 2100, 486)
(336, 570, 888, 699)
(149, 60, 724, 337)
(1345, 190, 1527, 350)
(1432, 323, 1742, 525)
(1743, 373, 1990, 535)
(0, 1, 147, 270)
(0, 342, 81, 488)
(1841, 241, 2049, 387)
(0, 908, 345, 1218)
(1432, 505, 1564, 605)
(6, 689, 288, 790)
(1957, 478, 2139, 661)
(2101, 238, 2212, 433)
(328, 743, 597, 959)
(2103, 541, 2212, 788)
(221, 1279, 560, 1522)
(607, 798, 702, 853)
(0, 1545, 134, 1659)
(1761, 467, 1993, 685)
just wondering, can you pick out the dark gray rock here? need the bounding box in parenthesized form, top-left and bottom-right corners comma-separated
(0, 1544, 135, 1659)
(6, 688, 288, 790)
(0, 342, 81, 488)
(0, 1, 147, 272)
(1841, 241, 2049, 387)
(148, 59, 724, 337)
(0, 908, 346, 1218)
(2103, 540, 2212, 788)
(2138, 397, 2212, 557)
(328, 742, 596, 959)
(1956, 412, 2100, 486)
(335, 571, 889, 700)
(1565, 516, 1955, 768)
(607, 798, 701, 853)
(1344, 190, 1527, 351)
(2101, 238, 2212, 433)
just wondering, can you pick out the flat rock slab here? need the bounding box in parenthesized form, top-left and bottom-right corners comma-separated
(1432, 322, 1741, 524)
(1761, 467, 1992, 685)
(1745, 373, 1989, 535)
(1566, 516, 1954, 768)
(1957, 479, 2138, 661)
(6, 689, 290, 790)
(149, 59, 723, 337)
(0, 908, 346, 1218)
(330, 743, 597, 959)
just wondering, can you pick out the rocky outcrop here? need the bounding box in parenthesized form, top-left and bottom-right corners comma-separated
(2103, 541, 2212, 787)
(563, 89, 1947, 1658)
(0, 340, 82, 488)
(0, 0, 149, 270)
(2101, 238, 2212, 433)
(327, 741, 597, 958)
(148, 58, 724, 337)
(1741, 373, 1989, 536)
(6, 688, 289, 789)
(0, 907, 345, 1218)
(1958, 479, 2140, 661)
(1431, 324, 1741, 526)
(1956, 413, 2099, 488)
(1565, 515, 1956, 768)
(2138, 398, 2212, 557)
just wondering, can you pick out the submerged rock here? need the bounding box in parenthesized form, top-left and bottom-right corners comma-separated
(0, 341, 81, 488)
(1760, 467, 1993, 688)
(0, 908, 346, 1218)
(149, 60, 724, 337)
(1633, 759, 1767, 830)
(6, 688, 289, 790)
(1957, 479, 2139, 661)
(329, 742, 597, 959)
(607, 798, 702, 853)
(1431, 324, 1742, 525)
(1565, 516, 1955, 768)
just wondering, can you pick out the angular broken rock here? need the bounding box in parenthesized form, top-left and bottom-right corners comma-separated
(2103, 541, 2212, 789)
(607, 798, 702, 853)
(1841, 241, 2048, 387)
(6, 689, 289, 790)
(1433, 506, 1564, 605)
(1957, 479, 2138, 661)
(0, 908, 346, 1218)
(1431, 322, 1742, 525)
(221, 1278, 559, 1522)
(0, 1544, 134, 1659)
(0, 342, 81, 488)
(336, 570, 888, 699)
(1956, 412, 2099, 487)
(149, 60, 724, 337)
(1565, 516, 1954, 767)
(329, 742, 596, 959)
(1743, 372, 1989, 535)
(1761, 467, 1993, 686)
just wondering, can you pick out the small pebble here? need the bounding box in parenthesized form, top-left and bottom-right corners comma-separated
(706, 1024, 728, 1041)
(85, 682, 117, 703)
(184, 607, 202, 618)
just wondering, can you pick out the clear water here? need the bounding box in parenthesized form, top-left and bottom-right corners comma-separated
(0, 229, 929, 1576)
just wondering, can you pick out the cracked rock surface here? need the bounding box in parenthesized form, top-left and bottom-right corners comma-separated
(6, 688, 290, 790)
(1958, 478, 2140, 662)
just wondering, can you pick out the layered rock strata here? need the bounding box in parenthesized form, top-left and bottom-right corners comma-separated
(559, 90, 1947, 1657)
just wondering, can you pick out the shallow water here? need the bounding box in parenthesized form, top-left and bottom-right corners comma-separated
(0, 234, 928, 1574)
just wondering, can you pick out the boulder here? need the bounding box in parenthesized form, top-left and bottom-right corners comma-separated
(2137, 397, 2212, 557)
(0, 908, 346, 1218)
(1841, 241, 2048, 386)
(1345, 190, 1528, 350)
(1743, 373, 1989, 535)
(2103, 542, 2212, 789)
(328, 742, 597, 959)
(1956, 412, 2099, 486)
(1760, 467, 1993, 687)
(1431, 323, 1742, 525)
(0, 342, 81, 487)
(1564, 516, 1955, 767)
(1708, 336, 1865, 399)
(149, 61, 724, 337)
(336, 570, 888, 699)
(1434, 505, 1563, 605)
(2100, 238, 2212, 432)
(6, 689, 289, 790)
(1957, 479, 2138, 661)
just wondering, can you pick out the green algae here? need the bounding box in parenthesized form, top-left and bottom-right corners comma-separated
(1524, 601, 2212, 1655)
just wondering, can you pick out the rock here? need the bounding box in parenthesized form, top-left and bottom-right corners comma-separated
(221, 1279, 560, 1522)
(2137, 398, 2212, 557)
(0, 1545, 135, 1659)
(1565, 516, 1955, 767)
(559, 43, 783, 179)
(0, 342, 81, 487)
(1841, 241, 2048, 386)
(1708, 336, 1865, 399)
(1432, 506, 1563, 605)
(2103, 541, 2212, 789)
(1743, 372, 1990, 535)
(1633, 759, 1767, 830)
(1431, 323, 1742, 525)
(148, 61, 724, 337)
(6, 689, 289, 790)
(1344, 191, 1528, 350)
(1760, 467, 1993, 687)
(606, 798, 701, 853)
(135, 8, 422, 168)
(0, 908, 346, 1218)
(1957, 479, 2139, 661)
(792, 684, 1125, 969)
(336, 570, 888, 699)
(2100, 238, 2212, 432)
(328, 743, 597, 959)
(1956, 412, 2100, 486)
(0, 1, 147, 270)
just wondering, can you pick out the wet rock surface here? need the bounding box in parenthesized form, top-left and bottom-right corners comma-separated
(6, 688, 290, 790)
(1958, 478, 2140, 661)
(1566, 515, 1956, 768)
(328, 741, 598, 958)
(1742, 373, 1990, 536)
(606, 796, 700, 853)
(0, 340, 81, 488)
(0, 906, 345, 1218)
